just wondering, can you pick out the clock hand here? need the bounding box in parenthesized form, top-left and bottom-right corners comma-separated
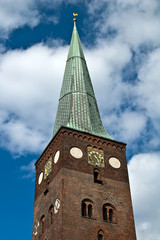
(94, 155, 100, 162)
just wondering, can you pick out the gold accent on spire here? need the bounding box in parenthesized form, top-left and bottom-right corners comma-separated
(73, 13, 78, 22)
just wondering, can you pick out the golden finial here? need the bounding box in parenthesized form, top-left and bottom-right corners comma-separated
(73, 13, 78, 22)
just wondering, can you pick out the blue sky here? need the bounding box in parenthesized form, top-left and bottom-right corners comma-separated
(0, 1, 160, 239)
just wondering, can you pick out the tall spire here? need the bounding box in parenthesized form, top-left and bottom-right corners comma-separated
(53, 19, 112, 140)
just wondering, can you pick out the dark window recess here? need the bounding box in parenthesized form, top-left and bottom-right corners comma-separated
(44, 189, 49, 195)
(98, 234, 103, 240)
(49, 205, 54, 224)
(94, 169, 103, 184)
(103, 203, 116, 223)
(109, 208, 113, 221)
(40, 215, 45, 234)
(82, 202, 87, 217)
(98, 230, 104, 240)
(94, 170, 99, 180)
(103, 207, 107, 221)
(82, 199, 93, 218)
(88, 204, 92, 217)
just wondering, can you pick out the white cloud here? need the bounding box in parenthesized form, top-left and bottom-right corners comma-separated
(85, 39, 132, 110)
(20, 160, 35, 179)
(0, 35, 159, 154)
(0, 0, 39, 37)
(128, 153, 160, 240)
(137, 47, 160, 120)
(0, 43, 67, 154)
(83, 0, 160, 149)
(87, 0, 160, 48)
(103, 111, 147, 143)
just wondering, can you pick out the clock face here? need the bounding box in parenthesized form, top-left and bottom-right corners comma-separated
(54, 150, 60, 164)
(44, 156, 52, 179)
(32, 220, 39, 236)
(38, 172, 43, 185)
(54, 199, 60, 214)
(70, 147, 83, 159)
(109, 157, 121, 168)
(88, 147, 104, 168)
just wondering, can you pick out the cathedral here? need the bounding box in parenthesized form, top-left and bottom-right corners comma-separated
(32, 16, 136, 240)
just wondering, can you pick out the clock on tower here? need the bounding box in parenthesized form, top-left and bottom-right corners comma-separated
(32, 15, 137, 240)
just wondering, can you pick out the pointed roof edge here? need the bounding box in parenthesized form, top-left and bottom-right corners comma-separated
(53, 19, 113, 141)
(67, 20, 85, 61)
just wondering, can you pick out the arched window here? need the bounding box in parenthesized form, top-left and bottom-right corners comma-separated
(94, 169, 102, 184)
(109, 208, 113, 221)
(40, 215, 45, 234)
(82, 199, 93, 218)
(82, 202, 86, 217)
(98, 230, 104, 240)
(49, 205, 54, 224)
(103, 206, 107, 221)
(88, 204, 92, 217)
(94, 169, 100, 181)
(103, 204, 116, 223)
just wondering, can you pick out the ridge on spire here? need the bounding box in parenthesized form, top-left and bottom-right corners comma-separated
(53, 21, 112, 140)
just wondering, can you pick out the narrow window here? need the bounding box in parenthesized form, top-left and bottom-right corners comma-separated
(49, 205, 54, 224)
(88, 204, 92, 217)
(94, 169, 103, 184)
(82, 199, 93, 218)
(98, 230, 104, 240)
(98, 234, 103, 240)
(44, 188, 49, 195)
(94, 169, 100, 181)
(82, 202, 86, 217)
(109, 208, 113, 222)
(40, 215, 45, 234)
(103, 203, 116, 223)
(103, 206, 107, 221)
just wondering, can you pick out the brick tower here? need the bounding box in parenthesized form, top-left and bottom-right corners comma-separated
(32, 16, 137, 240)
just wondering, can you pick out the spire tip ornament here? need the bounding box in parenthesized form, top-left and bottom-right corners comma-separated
(73, 13, 78, 22)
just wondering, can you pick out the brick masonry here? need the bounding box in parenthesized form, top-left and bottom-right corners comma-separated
(32, 127, 137, 240)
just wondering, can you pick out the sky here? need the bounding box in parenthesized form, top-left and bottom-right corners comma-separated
(0, 0, 160, 239)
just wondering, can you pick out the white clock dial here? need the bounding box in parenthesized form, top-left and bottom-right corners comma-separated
(54, 150, 60, 164)
(54, 199, 60, 214)
(70, 147, 83, 159)
(38, 172, 43, 185)
(109, 157, 121, 169)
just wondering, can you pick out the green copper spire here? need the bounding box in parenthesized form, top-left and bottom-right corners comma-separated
(53, 20, 112, 140)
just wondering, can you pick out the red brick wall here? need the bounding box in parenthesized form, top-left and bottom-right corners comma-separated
(32, 127, 136, 240)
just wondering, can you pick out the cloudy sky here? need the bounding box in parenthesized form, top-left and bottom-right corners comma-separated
(0, 0, 160, 239)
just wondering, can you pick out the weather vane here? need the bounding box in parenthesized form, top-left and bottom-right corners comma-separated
(73, 13, 78, 22)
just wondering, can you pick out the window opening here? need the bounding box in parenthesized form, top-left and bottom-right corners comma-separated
(40, 215, 45, 234)
(49, 205, 54, 224)
(103, 206, 107, 221)
(44, 189, 49, 195)
(103, 204, 116, 223)
(88, 204, 92, 217)
(82, 202, 86, 217)
(94, 169, 99, 181)
(98, 234, 103, 240)
(98, 230, 104, 240)
(94, 169, 103, 184)
(109, 208, 113, 221)
(82, 199, 93, 218)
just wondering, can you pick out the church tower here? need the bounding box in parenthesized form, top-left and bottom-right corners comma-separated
(32, 17, 136, 240)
